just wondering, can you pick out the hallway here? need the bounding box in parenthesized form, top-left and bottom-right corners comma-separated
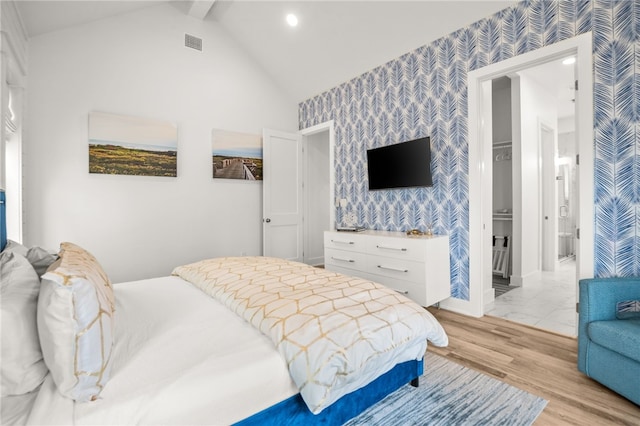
(484, 260, 577, 336)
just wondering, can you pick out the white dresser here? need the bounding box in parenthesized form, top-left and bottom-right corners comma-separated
(324, 230, 451, 307)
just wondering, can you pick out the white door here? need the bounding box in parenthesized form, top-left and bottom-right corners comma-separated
(263, 129, 303, 261)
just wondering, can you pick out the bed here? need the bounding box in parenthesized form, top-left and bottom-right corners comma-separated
(0, 192, 448, 425)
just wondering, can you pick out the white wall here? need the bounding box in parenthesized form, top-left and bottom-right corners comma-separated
(513, 73, 557, 285)
(491, 78, 512, 144)
(24, 4, 297, 282)
(558, 116, 575, 134)
(492, 81, 513, 231)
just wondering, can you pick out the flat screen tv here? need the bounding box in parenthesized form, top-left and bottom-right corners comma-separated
(366, 137, 432, 190)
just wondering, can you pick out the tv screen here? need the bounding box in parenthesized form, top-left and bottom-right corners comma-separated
(366, 137, 432, 190)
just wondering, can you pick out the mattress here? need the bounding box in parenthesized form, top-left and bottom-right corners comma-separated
(25, 276, 298, 425)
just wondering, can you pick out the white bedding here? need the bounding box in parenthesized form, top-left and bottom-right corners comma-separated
(1, 389, 40, 425)
(173, 256, 448, 414)
(24, 276, 298, 425)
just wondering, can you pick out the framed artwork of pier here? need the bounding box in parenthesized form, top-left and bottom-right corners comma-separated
(88, 111, 178, 177)
(212, 129, 263, 181)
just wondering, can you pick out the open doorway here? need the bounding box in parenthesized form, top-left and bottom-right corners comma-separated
(442, 33, 594, 329)
(485, 59, 579, 335)
(475, 35, 594, 336)
(301, 122, 334, 266)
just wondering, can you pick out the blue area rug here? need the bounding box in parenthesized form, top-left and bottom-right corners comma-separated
(345, 352, 547, 426)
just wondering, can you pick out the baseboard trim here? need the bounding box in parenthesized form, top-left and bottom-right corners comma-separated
(522, 270, 542, 286)
(484, 287, 495, 304)
(438, 296, 483, 318)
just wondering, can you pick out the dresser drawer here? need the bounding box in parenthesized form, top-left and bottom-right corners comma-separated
(325, 263, 363, 279)
(325, 248, 367, 272)
(373, 275, 427, 307)
(324, 232, 367, 252)
(366, 255, 425, 284)
(366, 236, 426, 261)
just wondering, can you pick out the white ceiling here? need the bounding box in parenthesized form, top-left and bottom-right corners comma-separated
(16, 0, 519, 102)
(15, 0, 574, 116)
(15, 1, 165, 38)
(206, 1, 518, 101)
(519, 59, 576, 119)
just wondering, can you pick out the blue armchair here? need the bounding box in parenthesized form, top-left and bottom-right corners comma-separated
(578, 278, 640, 406)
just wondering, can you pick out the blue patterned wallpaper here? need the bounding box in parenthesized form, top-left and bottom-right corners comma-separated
(299, 0, 640, 300)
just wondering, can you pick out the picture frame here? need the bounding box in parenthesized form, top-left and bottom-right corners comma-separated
(89, 112, 178, 177)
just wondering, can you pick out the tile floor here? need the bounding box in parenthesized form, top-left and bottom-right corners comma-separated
(484, 259, 577, 336)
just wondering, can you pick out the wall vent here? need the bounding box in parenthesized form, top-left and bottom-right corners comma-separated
(185, 34, 202, 51)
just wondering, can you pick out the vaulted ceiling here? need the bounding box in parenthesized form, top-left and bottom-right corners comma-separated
(16, 0, 518, 102)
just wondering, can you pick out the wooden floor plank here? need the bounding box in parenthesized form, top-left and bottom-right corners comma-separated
(426, 308, 640, 425)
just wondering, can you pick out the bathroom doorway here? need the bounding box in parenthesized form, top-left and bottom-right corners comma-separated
(485, 59, 579, 335)
(446, 33, 594, 330)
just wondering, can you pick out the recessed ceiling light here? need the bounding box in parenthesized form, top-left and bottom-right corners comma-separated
(286, 13, 298, 27)
(562, 57, 576, 65)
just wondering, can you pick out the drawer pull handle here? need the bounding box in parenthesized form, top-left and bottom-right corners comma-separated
(376, 245, 407, 252)
(391, 289, 409, 295)
(377, 265, 409, 273)
(331, 256, 355, 263)
(331, 239, 355, 245)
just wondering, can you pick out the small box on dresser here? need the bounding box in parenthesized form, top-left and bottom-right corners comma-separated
(324, 230, 451, 307)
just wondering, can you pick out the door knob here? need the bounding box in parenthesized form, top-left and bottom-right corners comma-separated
(265, 218, 271, 223)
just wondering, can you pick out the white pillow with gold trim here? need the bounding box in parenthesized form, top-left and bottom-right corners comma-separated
(38, 242, 115, 402)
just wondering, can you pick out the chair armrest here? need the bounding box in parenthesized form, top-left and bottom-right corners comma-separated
(579, 278, 640, 323)
(578, 278, 640, 373)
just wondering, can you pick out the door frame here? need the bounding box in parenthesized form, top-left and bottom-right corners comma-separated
(440, 32, 594, 317)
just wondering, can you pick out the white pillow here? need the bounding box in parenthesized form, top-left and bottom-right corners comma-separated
(2, 240, 57, 277)
(3, 239, 28, 256)
(38, 242, 115, 402)
(26, 246, 58, 277)
(0, 251, 49, 396)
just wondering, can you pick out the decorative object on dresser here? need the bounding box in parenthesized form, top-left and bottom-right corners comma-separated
(324, 230, 451, 307)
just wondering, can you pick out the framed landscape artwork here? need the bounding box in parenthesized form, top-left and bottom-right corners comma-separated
(212, 129, 262, 181)
(89, 112, 178, 177)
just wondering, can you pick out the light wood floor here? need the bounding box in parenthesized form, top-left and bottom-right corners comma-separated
(426, 308, 640, 425)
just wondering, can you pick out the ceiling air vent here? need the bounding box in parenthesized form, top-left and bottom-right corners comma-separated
(185, 34, 202, 51)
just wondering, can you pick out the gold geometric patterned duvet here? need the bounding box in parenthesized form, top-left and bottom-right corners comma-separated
(172, 256, 448, 414)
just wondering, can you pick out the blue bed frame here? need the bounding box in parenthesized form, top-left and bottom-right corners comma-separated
(234, 358, 423, 426)
(1, 190, 7, 251)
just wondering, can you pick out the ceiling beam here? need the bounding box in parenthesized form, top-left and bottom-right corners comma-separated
(187, 0, 216, 20)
